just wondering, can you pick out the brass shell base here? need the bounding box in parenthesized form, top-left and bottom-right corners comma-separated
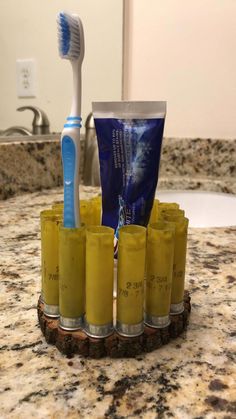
(37, 290, 191, 359)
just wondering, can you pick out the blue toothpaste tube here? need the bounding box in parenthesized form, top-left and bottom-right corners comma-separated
(92, 101, 166, 236)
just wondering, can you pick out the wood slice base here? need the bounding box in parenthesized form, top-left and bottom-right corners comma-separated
(37, 291, 191, 358)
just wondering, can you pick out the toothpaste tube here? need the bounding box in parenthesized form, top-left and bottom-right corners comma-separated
(92, 101, 166, 236)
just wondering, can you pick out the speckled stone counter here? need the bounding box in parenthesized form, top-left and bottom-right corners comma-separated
(0, 136, 235, 199)
(0, 187, 235, 418)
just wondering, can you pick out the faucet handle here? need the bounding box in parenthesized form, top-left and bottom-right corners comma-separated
(17, 106, 50, 135)
(85, 112, 95, 129)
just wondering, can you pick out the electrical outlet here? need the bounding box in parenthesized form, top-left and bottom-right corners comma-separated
(16, 59, 37, 98)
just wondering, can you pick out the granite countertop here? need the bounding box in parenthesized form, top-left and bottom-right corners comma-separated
(0, 186, 235, 419)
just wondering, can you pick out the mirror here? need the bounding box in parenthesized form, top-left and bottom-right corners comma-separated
(0, 0, 123, 134)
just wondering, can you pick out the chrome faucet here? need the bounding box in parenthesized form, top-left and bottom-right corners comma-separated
(17, 106, 50, 135)
(83, 112, 100, 186)
(2, 106, 50, 136)
(2, 126, 32, 136)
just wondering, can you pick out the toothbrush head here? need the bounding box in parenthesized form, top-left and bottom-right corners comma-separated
(57, 11, 84, 62)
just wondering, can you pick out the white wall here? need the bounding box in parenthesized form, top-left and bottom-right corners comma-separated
(0, 0, 123, 133)
(123, 0, 236, 139)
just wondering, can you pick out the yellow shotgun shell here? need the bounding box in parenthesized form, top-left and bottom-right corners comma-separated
(145, 221, 175, 328)
(40, 209, 62, 317)
(149, 199, 159, 224)
(90, 195, 102, 225)
(163, 214, 189, 314)
(158, 202, 179, 209)
(157, 202, 179, 218)
(59, 226, 86, 331)
(116, 225, 146, 337)
(80, 199, 93, 226)
(85, 226, 114, 338)
(158, 208, 185, 219)
(52, 202, 64, 211)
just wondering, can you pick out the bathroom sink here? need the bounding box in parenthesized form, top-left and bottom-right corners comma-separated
(156, 190, 236, 228)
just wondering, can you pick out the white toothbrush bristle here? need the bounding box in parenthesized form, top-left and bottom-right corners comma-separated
(57, 12, 82, 60)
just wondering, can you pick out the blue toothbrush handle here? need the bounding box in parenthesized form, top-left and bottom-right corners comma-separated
(61, 132, 80, 227)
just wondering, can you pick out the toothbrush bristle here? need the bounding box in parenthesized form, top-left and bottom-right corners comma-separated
(57, 12, 81, 59)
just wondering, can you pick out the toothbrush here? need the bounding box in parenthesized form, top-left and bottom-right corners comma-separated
(57, 11, 84, 228)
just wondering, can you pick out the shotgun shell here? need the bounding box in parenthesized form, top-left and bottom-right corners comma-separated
(145, 221, 175, 328)
(162, 214, 189, 314)
(85, 226, 114, 338)
(59, 226, 86, 330)
(116, 225, 146, 337)
(40, 209, 62, 317)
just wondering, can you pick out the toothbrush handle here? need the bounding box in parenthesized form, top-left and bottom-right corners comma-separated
(61, 127, 81, 228)
(71, 62, 82, 117)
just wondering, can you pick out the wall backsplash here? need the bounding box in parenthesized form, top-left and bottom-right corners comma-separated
(0, 136, 235, 200)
